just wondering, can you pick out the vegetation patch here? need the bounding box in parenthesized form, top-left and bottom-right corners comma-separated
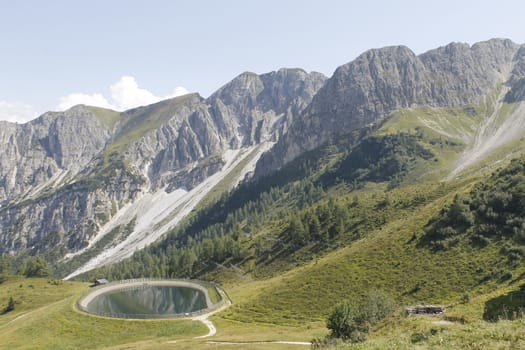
(319, 132, 435, 188)
(421, 156, 525, 259)
(483, 284, 525, 321)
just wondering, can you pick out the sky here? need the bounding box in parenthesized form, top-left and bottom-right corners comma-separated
(1, 0, 524, 123)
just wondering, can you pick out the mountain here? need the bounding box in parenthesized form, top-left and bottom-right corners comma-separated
(0, 69, 326, 276)
(2, 38, 525, 349)
(255, 38, 523, 176)
(0, 106, 114, 203)
(2, 38, 525, 281)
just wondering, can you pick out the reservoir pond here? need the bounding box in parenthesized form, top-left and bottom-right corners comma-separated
(86, 285, 207, 317)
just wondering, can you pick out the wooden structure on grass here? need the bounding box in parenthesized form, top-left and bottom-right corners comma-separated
(93, 278, 109, 286)
(406, 305, 445, 315)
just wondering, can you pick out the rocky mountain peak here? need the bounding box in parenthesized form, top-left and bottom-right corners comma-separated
(0, 66, 327, 264)
(208, 68, 326, 147)
(255, 39, 522, 177)
(210, 71, 264, 106)
(0, 106, 113, 202)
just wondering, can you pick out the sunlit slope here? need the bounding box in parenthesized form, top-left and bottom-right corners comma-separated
(378, 87, 525, 181)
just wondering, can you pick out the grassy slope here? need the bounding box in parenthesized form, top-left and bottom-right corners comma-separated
(217, 180, 518, 322)
(0, 278, 205, 349)
(105, 94, 198, 159)
(6, 94, 525, 348)
(376, 105, 479, 182)
(87, 106, 121, 131)
(2, 190, 524, 349)
(379, 97, 525, 183)
(208, 179, 525, 349)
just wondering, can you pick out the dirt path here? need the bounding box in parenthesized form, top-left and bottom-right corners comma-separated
(2, 299, 65, 327)
(206, 341, 311, 346)
(192, 300, 231, 338)
(189, 301, 310, 345)
(432, 320, 455, 325)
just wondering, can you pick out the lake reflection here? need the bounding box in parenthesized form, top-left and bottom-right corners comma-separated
(86, 285, 207, 316)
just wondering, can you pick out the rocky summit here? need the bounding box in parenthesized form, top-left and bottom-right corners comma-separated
(255, 39, 523, 176)
(0, 69, 325, 272)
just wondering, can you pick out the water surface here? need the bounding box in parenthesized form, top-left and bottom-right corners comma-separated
(86, 285, 207, 317)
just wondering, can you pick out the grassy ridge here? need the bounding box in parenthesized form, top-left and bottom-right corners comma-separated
(105, 94, 198, 159)
(87, 106, 121, 130)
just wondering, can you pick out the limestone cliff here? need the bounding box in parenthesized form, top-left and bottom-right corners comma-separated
(255, 39, 523, 176)
(0, 69, 325, 262)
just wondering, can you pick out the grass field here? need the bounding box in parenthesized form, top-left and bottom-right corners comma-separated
(0, 278, 205, 350)
(1, 272, 523, 349)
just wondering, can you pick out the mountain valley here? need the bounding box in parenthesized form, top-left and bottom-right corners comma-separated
(1, 38, 525, 349)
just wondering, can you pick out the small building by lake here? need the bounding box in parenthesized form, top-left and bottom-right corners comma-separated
(93, 278, 109, 286)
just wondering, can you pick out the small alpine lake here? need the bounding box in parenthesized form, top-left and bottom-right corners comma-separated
(82, 281, 212, 318)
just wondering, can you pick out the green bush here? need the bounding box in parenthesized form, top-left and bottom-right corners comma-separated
(327, 300, 359, 340)
(23, 256, 52, 278)
(326, 292, 395, 342)
(2, 296, 15, 314)
(461, 292, 472, 304)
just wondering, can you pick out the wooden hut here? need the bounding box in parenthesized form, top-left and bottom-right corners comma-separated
(93, 278, 109, 286)
(405, 305, 445, 315)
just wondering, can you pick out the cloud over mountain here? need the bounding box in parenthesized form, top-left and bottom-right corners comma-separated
(0, 101, 38, 123)
(57, 76, 190, 112)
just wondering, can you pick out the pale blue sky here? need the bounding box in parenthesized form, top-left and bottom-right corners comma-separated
(1, 0, 524, 122)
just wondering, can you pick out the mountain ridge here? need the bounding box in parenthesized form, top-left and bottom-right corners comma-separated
(0, 68, 325, 272)
(255, 38, 523, 177)
(2, 38, 525, 279)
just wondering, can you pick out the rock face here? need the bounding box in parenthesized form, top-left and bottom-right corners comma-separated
(256, 39, 523, 176)
(0, 69, 325, 258)
(0, 106, 113, 203)
(208, 68, 326, 147)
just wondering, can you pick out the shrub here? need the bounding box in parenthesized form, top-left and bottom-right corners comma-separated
(23, 256, 52, 278)
(327, 300, 359, 340)
(2, 296, 15, 314)
(327, 292, 395, 342)
(471, 234, 490, 247)
(461, 292, 472, 304)
(500, 270, 513, 281)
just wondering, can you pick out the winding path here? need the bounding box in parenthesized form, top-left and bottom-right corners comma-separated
(206, 341, 311, 346)
(192, 299, 232, 338)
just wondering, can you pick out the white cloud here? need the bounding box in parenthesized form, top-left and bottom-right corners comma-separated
(0, 101, 39, 123)
(110, 76, 158, 110)
(57, 93, 112, 111)
(171, 86, 190, 98)
(56, 76, 190, 112)
(0, 77, 190, 123)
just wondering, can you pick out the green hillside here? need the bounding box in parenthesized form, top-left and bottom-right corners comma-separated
(8, 91, 525, 348)
(59, 108, 524, 348)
